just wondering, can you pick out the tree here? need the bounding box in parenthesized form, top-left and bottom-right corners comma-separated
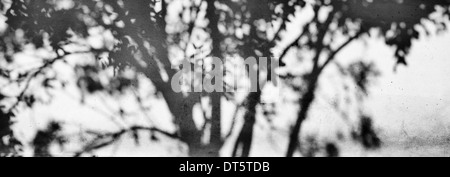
(0, 0, 303, 157)
(0, 0, 449, 157)
(281, 0, 450, 157)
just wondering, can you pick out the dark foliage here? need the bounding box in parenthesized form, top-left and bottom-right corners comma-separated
(0, 107, 21, 157)
(32, 121, 66, 157)
(352, 116, 381, 150)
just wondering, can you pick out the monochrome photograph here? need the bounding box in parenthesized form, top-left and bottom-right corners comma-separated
(1, 0, 450, 158)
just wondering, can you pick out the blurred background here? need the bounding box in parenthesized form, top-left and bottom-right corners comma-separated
(1, 0, 450, 157)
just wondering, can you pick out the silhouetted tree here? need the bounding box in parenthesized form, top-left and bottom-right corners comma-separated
(0, 0, 449, 157)
(0, 0, 303, 157)
(281, 0, 450, 157)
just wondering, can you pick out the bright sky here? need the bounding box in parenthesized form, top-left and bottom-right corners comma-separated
(369, 31, 450, 144)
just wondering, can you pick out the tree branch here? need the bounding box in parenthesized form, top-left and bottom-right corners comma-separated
(312, 9, 337, 71)
(8, 51, 90, 112)
(279, 5, 320, 61)
(185, 0, 203, 56)
(74, 126, 179, 157)
(319, 29, 367, 72)
(278, 21, 313, 61)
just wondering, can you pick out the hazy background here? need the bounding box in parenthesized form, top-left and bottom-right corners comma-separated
(4, 1, 450, 157)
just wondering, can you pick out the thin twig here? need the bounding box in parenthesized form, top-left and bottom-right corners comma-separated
(74, 126, 179, 157)
(7, 51, 90, 112)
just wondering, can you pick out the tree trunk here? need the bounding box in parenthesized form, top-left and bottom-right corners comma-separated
(285, 9, 335, 157)
(204, 0, 223, 157)
(286, 74, 319, 157)
(232, 91, 261, 157)
(231, 12, 269, 156)
(158, 90, 202, 157)
(209, 92, 222, 157)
